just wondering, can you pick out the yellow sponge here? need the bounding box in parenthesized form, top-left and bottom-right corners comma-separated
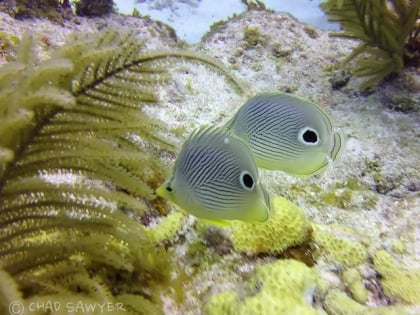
(373, 250, 420, 304)
(312, 224, 367, 267)
(203, 259, 321, 315)
(323, 289, 415, 315)
(323, 289, 366, 315)
(230, 196, 310, 254)
(202, 291, 238, 315)
(342, 268, 368, 304)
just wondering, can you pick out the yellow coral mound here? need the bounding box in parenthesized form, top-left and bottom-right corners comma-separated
(230, 196, 309, 254)
(203, 259, 321, 315)
(342, 268, 368, 304)
(373, 250, 420, 304)
(323, 289, 416, 315)
(312, 224, 367, 267)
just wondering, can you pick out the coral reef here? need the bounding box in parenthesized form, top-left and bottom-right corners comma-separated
(0, 8, 419, 315)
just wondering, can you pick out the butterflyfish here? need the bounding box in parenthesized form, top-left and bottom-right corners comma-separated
(156, 125, 271, 223)
(225, 92, 344, 176)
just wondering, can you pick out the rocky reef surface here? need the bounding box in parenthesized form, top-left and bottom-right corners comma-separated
(0, 8, 419, 315)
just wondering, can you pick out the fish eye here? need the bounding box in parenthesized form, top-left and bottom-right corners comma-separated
(166, 186, 173, 192)
(240, 171, 255, 191)
(298, 127, 319, 145)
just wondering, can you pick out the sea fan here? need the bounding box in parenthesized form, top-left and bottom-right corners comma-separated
(321, 0, 420, 89)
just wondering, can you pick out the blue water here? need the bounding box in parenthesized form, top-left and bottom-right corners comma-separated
(114, 0, 338, 43)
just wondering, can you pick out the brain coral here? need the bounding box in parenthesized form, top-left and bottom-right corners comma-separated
(229, 196, 310, 254)
(203, 259, 321, 315)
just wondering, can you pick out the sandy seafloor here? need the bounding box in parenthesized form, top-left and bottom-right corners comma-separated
(0, 8, 419, 315)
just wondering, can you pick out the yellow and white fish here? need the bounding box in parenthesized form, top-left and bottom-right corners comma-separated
(156, 125, 271, 223)
(225, 92, 344, 176)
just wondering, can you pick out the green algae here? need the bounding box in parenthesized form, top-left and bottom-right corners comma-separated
(0, 31, 19, 61)
(303, 25, 320, 39)
(285, 177, 378, 211)
(242, 26, 268, 49)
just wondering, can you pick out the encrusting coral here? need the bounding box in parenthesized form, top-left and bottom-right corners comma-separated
(203, 259, 321, 315)
(230, 196, 310, 254)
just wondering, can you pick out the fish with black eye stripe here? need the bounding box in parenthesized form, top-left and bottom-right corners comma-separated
(156, 125, 272, 225)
